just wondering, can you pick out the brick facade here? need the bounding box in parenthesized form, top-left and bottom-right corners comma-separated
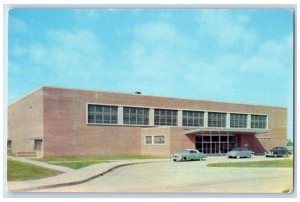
(7, 86, 287, 157)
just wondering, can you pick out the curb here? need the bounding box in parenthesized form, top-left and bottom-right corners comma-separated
(10, 160, 163, 192)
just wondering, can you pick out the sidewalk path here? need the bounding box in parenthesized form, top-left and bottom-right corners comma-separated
(7, 159, 167, 192)
(7, 156, 74, 172)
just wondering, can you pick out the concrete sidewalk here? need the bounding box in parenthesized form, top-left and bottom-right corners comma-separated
(8, 156, 74, 172)
(7, 158, 167, 192)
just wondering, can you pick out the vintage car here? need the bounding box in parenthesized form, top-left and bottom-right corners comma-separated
(171, 149, 207, 161)
(226, 148, 254, 159)
(265, 147, 290, 157)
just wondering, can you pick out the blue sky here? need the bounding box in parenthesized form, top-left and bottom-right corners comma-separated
(8, 9, 294, 139)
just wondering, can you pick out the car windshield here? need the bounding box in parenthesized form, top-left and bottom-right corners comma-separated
(231, 148, 242, 151)
(183, 150, 197, 153)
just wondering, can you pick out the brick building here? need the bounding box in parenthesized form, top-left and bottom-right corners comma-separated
(7, 86, 287, 157)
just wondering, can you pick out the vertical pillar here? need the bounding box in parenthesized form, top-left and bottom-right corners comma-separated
(204, 111, 208, 128)
(218, 131, 221, 154)
(210, 131, 212, 154)
(266, 115, 269, 129)
(227, 132, 229, 153)
(226, 113, 230, 128)
(247, 114, 251, 129)
(149, 108, 155, 126)
(178, 110, 183, 127)
(118, 106, 123, 125)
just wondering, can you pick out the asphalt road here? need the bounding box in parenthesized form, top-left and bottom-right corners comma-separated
(37, 156, 293, 193)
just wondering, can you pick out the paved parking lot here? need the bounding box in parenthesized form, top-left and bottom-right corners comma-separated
(37, 156, 293, 193)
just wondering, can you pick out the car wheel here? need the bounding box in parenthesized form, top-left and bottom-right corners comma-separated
(173, 159, 176, 162)
(237, 155, 240, 159)
(182, 157, 187, 161)
(250, 154, 254, 158)
(274, 154, 277, 158)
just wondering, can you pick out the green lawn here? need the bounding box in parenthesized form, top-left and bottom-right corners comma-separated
(45, 160, 112, 169)
(32, 155, 164, 169)
(7, 159, 62, 181)
(207, 159, 293, 168)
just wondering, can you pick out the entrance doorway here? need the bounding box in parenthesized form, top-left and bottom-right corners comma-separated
(195, 132, 237, 155)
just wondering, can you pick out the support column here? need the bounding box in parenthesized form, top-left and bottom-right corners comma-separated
(178, 110, 183, 127)
(118, 106, 123, 125)
(247, 114, 251, 129)
(204, 111, 208, 128)
(149, 108, 155, 126)
(226, 113, 230, 128)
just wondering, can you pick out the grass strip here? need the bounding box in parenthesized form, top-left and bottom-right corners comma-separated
(33, 155, 164, 162)
(31, 155, 165, 169)
(47, 160, 111, 169)
(7, 159, 62, 181)
(207, 159, 293, 168)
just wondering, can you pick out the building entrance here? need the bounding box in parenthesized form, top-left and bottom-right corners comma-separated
(195, 132, 237, 155)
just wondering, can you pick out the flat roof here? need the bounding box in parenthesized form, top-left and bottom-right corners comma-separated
(43, 86, 287, 109)
(9, 85, 287, 110)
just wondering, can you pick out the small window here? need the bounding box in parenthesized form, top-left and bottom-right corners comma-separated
(7, 140, 11, 149)
(154, 136, 165, 144)
(145, 136, 152, 144)
(34, 140, 43, 151)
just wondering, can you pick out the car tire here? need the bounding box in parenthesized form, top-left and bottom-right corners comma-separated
(173, 159, 176, 162)
(183, 157, 187, 161)
(237, 155, 240, 159)
(250, 154, 254, 158)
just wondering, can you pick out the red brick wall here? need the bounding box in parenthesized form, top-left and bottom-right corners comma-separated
(42, 87, 287, 156)
(169, 128, 195, 155)
(8, 88, 44, 155)
(8, 86, 287, 157)
(43, 87, 143, 156)
(140, 127, 171, 157)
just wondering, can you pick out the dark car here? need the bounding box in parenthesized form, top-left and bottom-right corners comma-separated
(265, 147, 290, 157)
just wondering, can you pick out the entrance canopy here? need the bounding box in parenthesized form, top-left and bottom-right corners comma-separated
(184, 128, 269, 135)
(185, 128, 269, 155)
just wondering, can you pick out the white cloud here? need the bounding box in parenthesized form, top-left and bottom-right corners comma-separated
(126, 22, 191, 72)
(16, 29, 106, 85)
(73, 9, 102, 20)
(9, 15, 28, 32)
(122, 21, 195, 94)
(197, 10, 257, 49)
(240, 33, 293, 72)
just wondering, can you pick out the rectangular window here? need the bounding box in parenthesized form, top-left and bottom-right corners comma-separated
(208, 112, 226, 127)
(154, 109, 178, 126)
(145, 136, 152, 144)
(154, 136, 165, 144)
(251, 115, 267, 129)
(34, 140, 42, 151)
(230, 113, 247, 128)
(7, 140, 11, 149)
(123, 107, 149, 125)
(88, 104, 118, 124)
(183, 111, 204, 127)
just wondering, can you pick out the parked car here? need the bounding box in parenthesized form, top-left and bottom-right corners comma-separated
(265, 147, 290, 157)
(226, 148, 254, 159)
(171, 149, 207, 161)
